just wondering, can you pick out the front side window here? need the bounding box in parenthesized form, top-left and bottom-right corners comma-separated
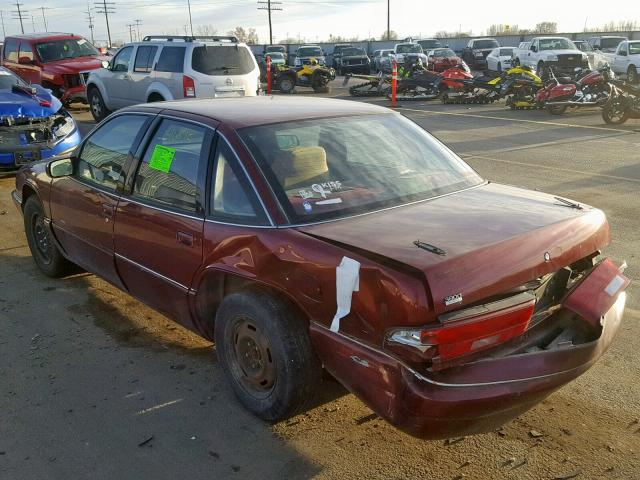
(134, 46, 158, 73)
(18, 43, 34, 62)
(76, 115, 148, 190)
(155, 46, 185, 72)
(191, 46, 255, 75)
(35, 37, 99, 63)
(112, 46, 133, 72)
(239, 114, 483, 223)
(3, 40, 19, 62)
(133, 119, 206, 212)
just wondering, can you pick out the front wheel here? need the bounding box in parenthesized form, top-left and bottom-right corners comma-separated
(24, 196, 75, 278)
(601, 99, 628, 124)
(88, 87, 110, 122)
(214, 288, 321, 421)
(277, 75, 295, 94)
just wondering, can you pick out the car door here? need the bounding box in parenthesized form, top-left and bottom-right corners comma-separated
(2, 39, 20, 76)
(614, 43, 628, 73)
(49, 113, 152, 289)
(127, 45, 158, 104)
(102, 45, 135, 108)
(15, 42, 40, 84)
(113, 116, 212, 324)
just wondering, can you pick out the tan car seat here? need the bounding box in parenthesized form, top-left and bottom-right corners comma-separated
(272, 146, 329, 189)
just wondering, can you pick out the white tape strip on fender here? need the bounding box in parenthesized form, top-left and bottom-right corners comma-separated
(330, 256, 360, 333)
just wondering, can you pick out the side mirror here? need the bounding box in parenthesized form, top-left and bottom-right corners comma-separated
(530, 45, 537, 52)
(18, 56, 33, 65)
(620, 50, 627, 56)
(101, 60, 110, 69)
(47, 157, 74, 178)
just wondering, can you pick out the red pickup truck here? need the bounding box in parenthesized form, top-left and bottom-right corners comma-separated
(1, 32, 105, 105)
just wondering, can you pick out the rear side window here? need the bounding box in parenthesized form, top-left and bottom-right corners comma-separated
(155, 46, 185, 72)
(134, 46, 158, 73)
(134, 119, 206, 212)
(191, 46, 255, 75)
(3, 39, 19, 62)
(77, 115, 148, 191)
(18, 43, 34, 62)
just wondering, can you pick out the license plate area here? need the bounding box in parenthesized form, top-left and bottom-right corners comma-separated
(562, 259, 629, 327)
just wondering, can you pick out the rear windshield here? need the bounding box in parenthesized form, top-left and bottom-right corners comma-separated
(499, 48, 514, 56)
(419, 40, 441, 49)
(473, 40, 499, 49)
(601, 38, 625, 50)
(396, 44, 422, 53)
(35, 38, 99, 63)
(191, 45, 255, 75)
(0, 68, 26, 88)
(297, 47, 323, 57)
(239, 114, 483, 223)
(266, 46, 285, 53)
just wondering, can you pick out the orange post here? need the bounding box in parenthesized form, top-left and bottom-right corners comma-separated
(266, 55, 272, 94)
(391, 58, 398, 107)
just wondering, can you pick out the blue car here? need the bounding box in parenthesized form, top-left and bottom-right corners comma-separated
(0, 67, 80, 172)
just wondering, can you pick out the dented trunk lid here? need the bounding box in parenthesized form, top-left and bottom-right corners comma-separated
(297, 183, 610, 315)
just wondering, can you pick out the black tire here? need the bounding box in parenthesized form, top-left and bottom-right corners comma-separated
(88, 87, 110, 122)
(23, 196, 74, 278)
(628, 65, 638, 84)
(214, 288, 321, 421)
(537, 62, 549, 82)
(601, 100, 628, 125)
(147, 93, 165, 103)
(547, 105, 568, 115)
(497, 62, 502, 73)
(277, 75, 295, 94)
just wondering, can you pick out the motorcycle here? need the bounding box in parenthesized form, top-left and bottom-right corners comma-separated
(601, 78, 640, 124)
(442, 66, 542, 107)
(537, 65, 614, 115)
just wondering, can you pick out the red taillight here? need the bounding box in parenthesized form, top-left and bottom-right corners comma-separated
(386, 292, 535, 370)
(183, 75, 196, 98)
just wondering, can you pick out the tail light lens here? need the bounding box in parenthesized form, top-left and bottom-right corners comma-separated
(386, 292, 535, 370)
(183, 75, 196, 98)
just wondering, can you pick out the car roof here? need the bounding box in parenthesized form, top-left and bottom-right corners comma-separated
(6, 32, 82, 41)
(131, 96, 390, 129)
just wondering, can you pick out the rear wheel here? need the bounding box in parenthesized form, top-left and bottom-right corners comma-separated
(214, 288, 321, 421)
(88, 87, 110, 122)
(628, 65, 638, 84)
(24, 196, 74, 278)
(147, 93, 165, 103)
(602, 100, 628, 124)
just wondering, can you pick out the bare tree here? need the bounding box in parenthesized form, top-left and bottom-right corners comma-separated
(487, 24, 519, 36)
(381, 30, 398, 40)
(435, 30, 471, 38)
(534, 21, 557, 34)
(228, 26, 259, 44)
(195, 24, 217, 36)
(585, 20, 639, 32)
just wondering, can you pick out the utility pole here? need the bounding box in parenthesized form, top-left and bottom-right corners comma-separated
(186, 0, 193, 37)
(85, 3, 96, 44)
(257, 0, 283, 45)
(0, 11, 6, 39)
(12, 2, 27, 34)
(134, 19, 142, 41)
(95, 0, 115, 48)
(387, 0, 390, 40)
(39, 6, 49, 32)
(31, 14, 35, 32)
(126, 23, 135, 42)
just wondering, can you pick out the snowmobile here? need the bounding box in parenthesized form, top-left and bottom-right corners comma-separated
(343, 71, 392, 97)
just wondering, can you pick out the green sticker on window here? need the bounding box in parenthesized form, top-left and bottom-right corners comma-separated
(148, 145, 176, 173)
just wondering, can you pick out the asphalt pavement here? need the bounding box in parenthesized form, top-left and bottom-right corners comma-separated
(1, 83, 639, 479)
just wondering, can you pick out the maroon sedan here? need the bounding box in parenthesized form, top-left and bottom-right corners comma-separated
(427, 48, 468, 73)
(12, 97, 628, 439)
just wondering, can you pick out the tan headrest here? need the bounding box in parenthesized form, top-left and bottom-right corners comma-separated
(274, 146, 328, 189)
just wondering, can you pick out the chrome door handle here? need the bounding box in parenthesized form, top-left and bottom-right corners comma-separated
(102, 203, 115, 222)
(177, 231, 194, 247)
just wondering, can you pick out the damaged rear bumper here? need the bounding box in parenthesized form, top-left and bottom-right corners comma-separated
(310, 292, 626, 439)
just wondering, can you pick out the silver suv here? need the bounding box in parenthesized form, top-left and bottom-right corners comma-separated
(86, 35, 260, 121)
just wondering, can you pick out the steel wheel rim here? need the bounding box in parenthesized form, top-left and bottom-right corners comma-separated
(280, 78, 294, 91)
(32, 213, 53, 265)
(91, 94, 102, 118)
(229, 316, 276, 399)
(606, 101, 625, 122)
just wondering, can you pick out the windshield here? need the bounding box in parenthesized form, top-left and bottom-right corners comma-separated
(266, 46, 285, 53)
(630, 42, 640, 55)
(397, 44, 422, 53)
(431, 49, 456, 57)
(343, 48, 366, 56)
(474, 40, 499, 49)
(419, 40, 441, 49)
(35, 38, 99, 63)
(574, 42, 592, 52)
(601, 38, 625, 51)
(239, 114, 483, 223)
(0, 68, 26, 89)
(266, 52, 284, 60)
(539, 38, 575, 50)
(297, 47, 323, 57)
(191, 45, 255, 75)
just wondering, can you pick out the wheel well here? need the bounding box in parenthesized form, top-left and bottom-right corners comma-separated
(194, 271, 309, 341)
(147, 92, 165, 102)
(21, 185, 37, 211)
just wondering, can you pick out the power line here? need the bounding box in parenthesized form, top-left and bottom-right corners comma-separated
(86, 2, 96, 44)
(126, 23, 135, 42)
(11, 2, 27, 34)
(95, 0, 116, 48)
(257, 0, 282, 45)
(39, 6, 49, 32)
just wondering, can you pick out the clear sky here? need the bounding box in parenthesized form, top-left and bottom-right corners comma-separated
(2, 0, 638, 45)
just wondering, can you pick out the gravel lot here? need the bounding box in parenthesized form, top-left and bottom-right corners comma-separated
(1, 80, 639, 479)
